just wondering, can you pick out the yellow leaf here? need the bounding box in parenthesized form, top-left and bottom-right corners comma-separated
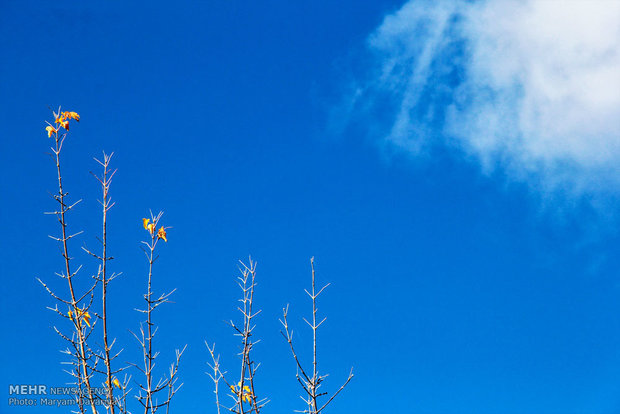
(142, 218, 150, 230)
(113, 378, 121, 389)
(82, 311, 91, 327)
(70, 307, 91, 328)
(46, 125, 56, 138)
(157, 226, 167, 242)
(69, 111, 80, 121)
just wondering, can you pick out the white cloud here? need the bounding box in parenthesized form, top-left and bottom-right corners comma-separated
(358, 0, 620, 195)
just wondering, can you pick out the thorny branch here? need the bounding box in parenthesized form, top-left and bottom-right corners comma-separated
(206, 259, 269, 414)
(280, 257, 353, 414)
(40, 108, 99, 414)
(131, 211, 184, 414)
(82, 152, 128, 414)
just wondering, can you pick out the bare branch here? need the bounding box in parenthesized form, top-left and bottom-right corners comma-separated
(281, 258, 353, 413)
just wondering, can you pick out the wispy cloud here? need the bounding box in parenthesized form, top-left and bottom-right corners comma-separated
(352, 0, 620, 196)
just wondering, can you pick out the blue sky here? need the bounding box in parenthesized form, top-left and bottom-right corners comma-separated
(1, 1, 620, 413)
